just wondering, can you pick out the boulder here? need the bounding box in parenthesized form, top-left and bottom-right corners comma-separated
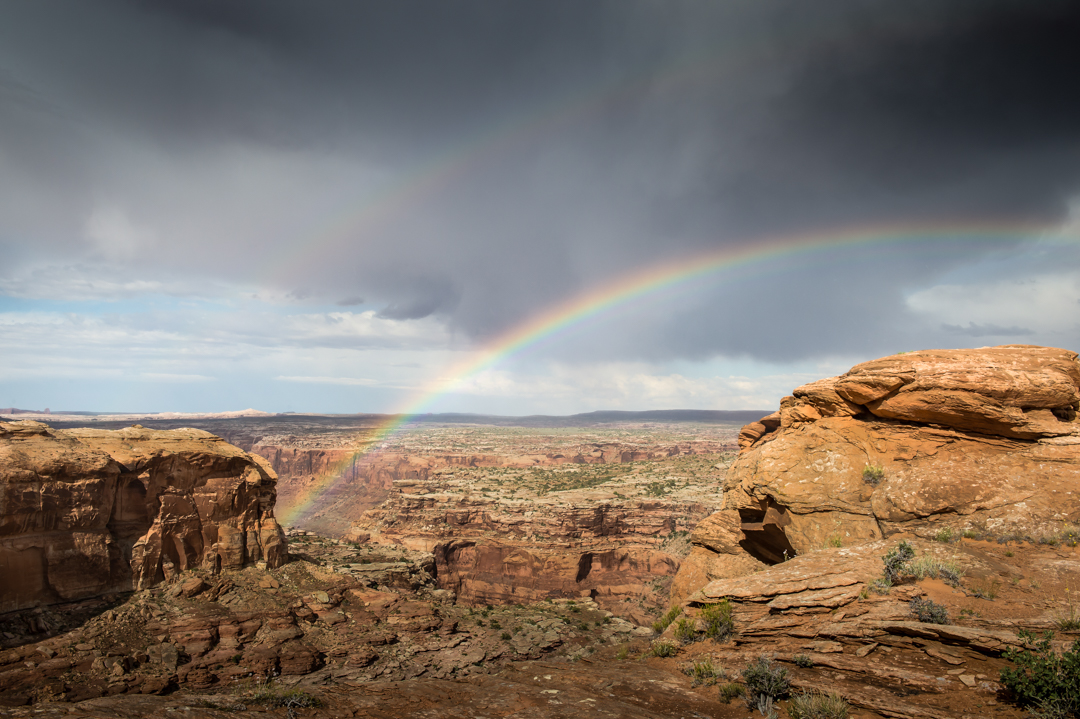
(673, 346, 1080, 601)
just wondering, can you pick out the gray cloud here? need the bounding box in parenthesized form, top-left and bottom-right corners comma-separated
(1, 0, 1078, 370)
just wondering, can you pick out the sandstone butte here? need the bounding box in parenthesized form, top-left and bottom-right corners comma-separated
(672, 344, 1080, 605)
(0, 422, 286, 614)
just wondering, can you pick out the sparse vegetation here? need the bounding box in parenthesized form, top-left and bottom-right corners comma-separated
(792, 653, 814, 668)
(682, 657, 725, 686)
(615, 644, 631, 660)
(718, 682, 744, 703)
(652, 605, 682, 633)
(1056, 585, 1080, 631)
(647, 639, 678, 658)
(908, 554, 963, 586)
(248, 683, 322, 709)
(673, 617, 699, 645)
(788, 690, 850, 719)
(969, 579, 1000, 600)
(881, 540, 915, 584)
(910, 596, 950, 624)
(741, 655, 791, 708)
(862, 464, 885, 486)
(934, 527, 955, 543)
(701, 599, 735, 641)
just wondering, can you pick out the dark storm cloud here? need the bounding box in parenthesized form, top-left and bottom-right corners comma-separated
(1, 0, 1079, 363)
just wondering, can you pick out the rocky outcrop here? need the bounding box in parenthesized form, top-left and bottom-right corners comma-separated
(675, 345, 1080, 604)
(0, 421, 286, 613)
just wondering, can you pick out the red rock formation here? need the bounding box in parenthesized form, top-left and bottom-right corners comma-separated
(674, 345, 1080, 604)
(0, 421, 285, 613)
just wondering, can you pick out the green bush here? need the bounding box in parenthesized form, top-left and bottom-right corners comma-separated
(1000, 630, 1080, 715)
(701, 599, 735, 641)
(788, 690, 850, 719)
(648, 639, 678, 658)
(718, 682, 744, 704)
(682, 657, 725, 686)
(741, 655, 791, 706)
(934, 527, 955, 543)
(882, 540, 915, 583)
(910, 596, 949, 624)
(652, 605, 683, 633)
(862, 464, 885, 486)
(615, 644, 630, 661)
(673, 618, 700, 645)
(792, 653, 814, 668)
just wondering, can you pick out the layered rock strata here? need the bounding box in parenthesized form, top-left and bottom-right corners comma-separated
(674, 345, 1080, 603)
(0, 422, 286, 613)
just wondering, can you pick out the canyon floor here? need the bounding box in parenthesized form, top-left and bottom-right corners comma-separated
(7, 403, 1080, 718)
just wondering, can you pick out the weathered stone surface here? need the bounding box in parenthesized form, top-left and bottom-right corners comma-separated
(673, 346, 1080, 603)
(0, 422, 286, 612)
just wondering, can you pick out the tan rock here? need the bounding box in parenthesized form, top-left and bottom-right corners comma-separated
(0, 421, 287, 612)
(674, 346, 1080, 603)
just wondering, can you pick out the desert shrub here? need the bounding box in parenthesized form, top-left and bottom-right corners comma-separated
(648, 639, 678, 658)
(862, 464, 885, 486)
(701, 599, 735, 641)
(908, 555, 964, 587)
(910, 596, 950, 624)
(969, 579, 1000, 600)
(1000, 630, 1080, 716)
(882, 540, 915, 583)
(755, 695, 779, 719)
(250, 686, 321, 709)
(934, 527, 955, 543)
(741, 655, 791, 707)
(788, 690, 850, 719)
(652, 605, 682, 633)
(1057, 612, 1080, 632)
(868, 577, 892, 595)
(718, 682, 744, 703)
(500, 631, 512, 640)
(792, 653, 814, 668)
(682, 657, 725, 686)
(615, 644, 630, 661)
(673, 618, 700, 645)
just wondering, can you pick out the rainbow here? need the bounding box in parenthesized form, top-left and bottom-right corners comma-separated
(276, 221, 1078, 526)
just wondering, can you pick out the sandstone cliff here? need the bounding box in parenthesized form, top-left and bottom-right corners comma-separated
(673, 345, 1080, 603)
(0, 422, 286, 613)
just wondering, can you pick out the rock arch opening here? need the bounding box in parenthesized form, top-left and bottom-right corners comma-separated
(738, 498, 797, 565)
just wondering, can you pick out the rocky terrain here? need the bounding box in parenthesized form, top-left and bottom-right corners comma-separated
(674, 344, 1080, 604)
(348, 446, 732, 624)
(3, 344, 1080, 719)
(0, 422, 285, 614)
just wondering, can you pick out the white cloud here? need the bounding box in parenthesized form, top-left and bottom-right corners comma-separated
(906, 271, 1080, 335)
(275, 375, 380, 386)
(440, 362, 816, 413)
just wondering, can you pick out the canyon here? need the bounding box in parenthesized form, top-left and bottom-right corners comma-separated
(1, 345, 1079, 718)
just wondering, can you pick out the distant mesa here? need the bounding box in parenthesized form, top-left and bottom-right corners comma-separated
(0, 407, 49, 415)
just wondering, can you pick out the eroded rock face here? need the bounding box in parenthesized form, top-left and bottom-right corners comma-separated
(0, 422, 286, 612)
(674, 346, 1080, 604)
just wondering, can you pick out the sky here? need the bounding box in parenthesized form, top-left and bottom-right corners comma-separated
(2, 0, 1079, 415)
